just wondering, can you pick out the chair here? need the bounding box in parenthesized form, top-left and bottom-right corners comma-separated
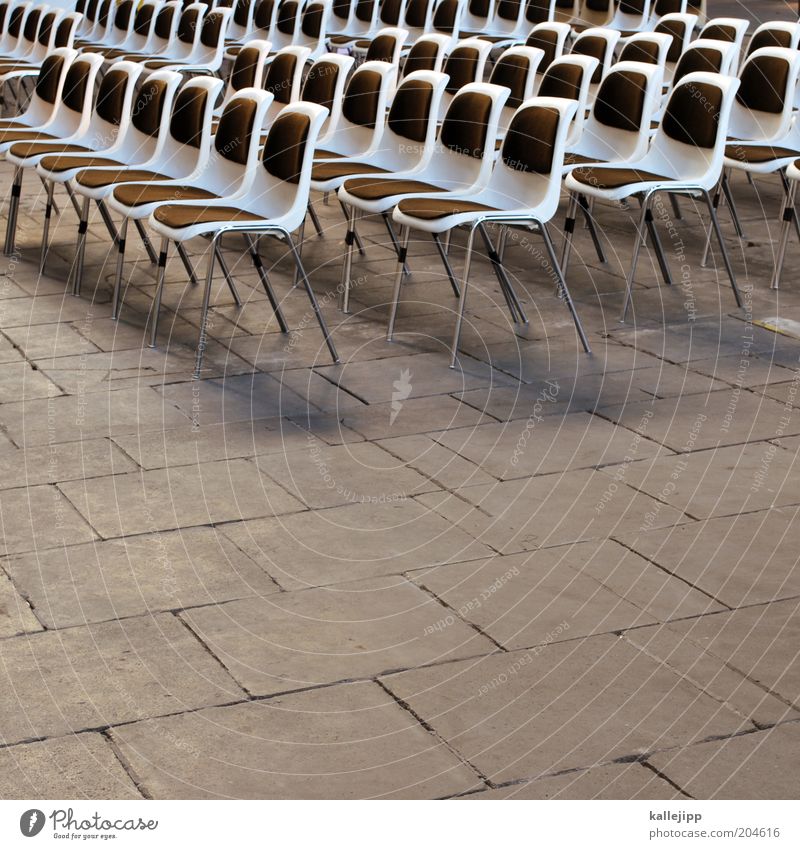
(97, 2, 165, 61)
(400, 0, 437, 45)
(744, 21, 800, 61)
(553, 0, 577, 24)
(617, 31, 672, 67)
(111, 3, 183, 62)
(300, 52, 355, 150)
(1, 53, 105, 256)
(327, 0, 379, 51)
(391, 95, 589, 365)
(106, 86, 275, 331)
(570, 26, 621, 101)
(564, 71, 743, 321)
(146, 102, 338, 374)
(571, 0, 614, 33)
(79, 0, 137, 49)
(697, 17, 748, 55)
(459, 0, 494, 36)
(226, 0, 278, 57)
(261, 45, 312, 128)
(226, 0, 257, 45)
(214, 39, 273, 128)
(0, 3, 33, 59)
(65, 75, 221, 295)
(474, 0, 555, 47)
(338, 82, 510, 311)
(6, 60, 144, 270)
(265, 0, 305, 54)
(489, 46, 544, 139)
(0, 3, 45, 64)
(771, 158, 800, 289)
(400, 33, 451, 79)
(141, 6, 233, 73)
(293, 0, 334, 61)
(610, 0, 651, 37)
(0, 10, 63, 81)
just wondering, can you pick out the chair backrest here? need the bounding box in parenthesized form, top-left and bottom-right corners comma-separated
(330, 0, 353, 30)
(251, 0, 278, 36)
(442, 38, 493, 96)
(577, 59, 662, 162)
(573, 0, 613, 29)
(47, 52, 106, 138)
(158, 75, 225, 170)
(82, 60, 143, 149)
(117, 69, 184, 162)
(525, 0, 556, 27)
(490, 45, 544, 115)
(432, 81, 510, 187)
(149, 2, 182, 53)
(125, 1, 162, 51)
(489, 95, 578, 220)
(53, 13, 82, 49)
(197, 6, 234, 65)
(262, 45, 311, 122)
(243, 101, 329, 230)
(200, 87, 275, 194)
(570, 26, 620, 84)
(460, 0, 493, 33)
(108, 0, 137, 42)
(229, 0, 256, 40)
(618, 31, 673, 67)
(650, 70, 739, 189)
(271, 0, 303, 49)
(699, 17, 748, 50)
(402, 33, 450, 77)
(553, 0, 577, 22)
(653, 12, 696, 65)
(728, 47, 800, 144)
(221, 38, 272, 106)
(16, 3, 45, 55)
(378, 0, 408, 26)
(380, 69, 447, 169)
(746, 22, 800, 59)
(301, 52, 354, 139)
(32, 10, 61, 57)
(174, 3, 208, 54)
(21, 47, 76, 128)
(365, 26, 409, 65)
(402, 0, 434, 39)
(298, 0, 332, 52)
(525, 21, 571, 72)
(610, 0, 650, 30)
(652, 0, 686, 16)
(536, 54, 597, 144)
(322, 59, 395, 154)
(670, 38, 737, 88)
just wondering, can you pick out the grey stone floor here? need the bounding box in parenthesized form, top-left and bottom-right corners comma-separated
(1, 12, 800, 800)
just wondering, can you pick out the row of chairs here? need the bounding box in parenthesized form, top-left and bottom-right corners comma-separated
(1, 9, 799, 376)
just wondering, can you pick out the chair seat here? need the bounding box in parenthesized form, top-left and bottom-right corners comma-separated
(40, 154, 123, 173)
(313, 149, 346, 159)
(328, 34, 359, 45)
(141, 58, 183, 69)
(75, 167, 171, 189)
(152, 204, 265, 229)
(396, 196, 498, 220)
(473, 33, 517, 43)
(570, 165, 670, 191)
(112, 183, 219, 208)
(311, 160, 388, 181)
(725, 143, 800, 164)
(343, 177, 443, 201)
(564, 151, 603, 166)
(8, 141, 92, 160)
(0, 128, 56, 145)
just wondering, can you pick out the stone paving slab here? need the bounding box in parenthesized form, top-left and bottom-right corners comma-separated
(111, 682, 481, 799)
(602, 443, 800, 520)
(416, 471, 689, 555)
(59, 459, 305, 538)
(382, 636, 747, 785)
(3, 527, 281, 629)
(222, 500, 493, 590)
(468, 763, 679, 799)
(0, 734, 141, 799)
(617, 507, 800, 608)
(0, 570, 41, 637)
(647, 723, 800, 800)
(182, 576, 497, 696)
(652, 600, 800, 710)
(0, 614, 243, 746)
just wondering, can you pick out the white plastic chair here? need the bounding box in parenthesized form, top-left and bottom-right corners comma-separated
(617, 31, 673, 68)
(226, 0, 279, 57)
(525, 20, 572, 72)
(438, 37, 494, 119)
(327, 0, 380, 51)
(136, 3, 209, 68)
(112, 3, 184, 62)
(391, 95, 589, 364)
(146, 101, 338, 374)
(571, 0, 614, 33)
(534, 53, 597, 146)
(489, 45, 544, 139)
(458, 0, 494, 36)
(610, 0, 651, 37)
(564, 71, 743, 321)
(142, 6, 233, 73)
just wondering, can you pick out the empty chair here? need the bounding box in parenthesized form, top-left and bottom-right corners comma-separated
(98, 2, 165, 61)
(338, 82, 510, 311)
(112, 3, 183, 61)
(422, 0, 463, 52)
(0, 3, 34, 59)
(0, 10, 63, 80)
(264, 0, 303, 53)
(391, 96, 589, 365)
(36, 70, 184, 288)
(400, 0, 436, 45)
(300, 52, 354, 149)
(650, 0, 687, 21)
(458, 0, 494, 37)
(0, 4, 46, 64)
(214, 39, 272, 126)
(6, 61, 144, 268)
(107, 86, 274, 332)
(226, 0, 257, 44)
(327, 0, 379, 50)
(652, 12, 696, 83)
(293, 0, 334, 61)
(351, 0, 408, 53)
(400, 33, 451, 79)
(133, 3, 208, 68)
(570, 26, 620, 99)
(525, 21, 571, 72)
(80, 0, 137, 49)
(146, 102, 338, 374)
(438, 37, 494, 118)
(698, 17, 748, 54)
(744, 21, 800, 62)
(564, 71, 743, 321)
(553, 0, 578, 24)
(1, 52, 106, 255)
(361, 26, 409, 77)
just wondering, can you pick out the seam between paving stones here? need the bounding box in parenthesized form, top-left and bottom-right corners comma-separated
(100, 729, 150, 800)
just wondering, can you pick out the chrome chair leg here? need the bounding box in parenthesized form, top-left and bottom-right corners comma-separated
(193, 235, 219, 378)
(4, 166, 23, 256)
(542, 221, 591, 354)
(449, 226, 476, 369)
(432, 232, 461, 298)
(387, 225, 410, 342)
(772, 179, 797, 290)
(71, 195, 91, 296)
(620, 196, 650, 323)
(111, 216, 128, 320)
(149, 236, 170, 348)
(39, 179, 55, 274)
(246, 234, 288, 333)
(703, 189, 743, 308)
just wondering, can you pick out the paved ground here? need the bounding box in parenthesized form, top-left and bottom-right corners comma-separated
(0, 2, 799, 801)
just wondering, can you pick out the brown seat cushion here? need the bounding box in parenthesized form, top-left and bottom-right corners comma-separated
(570, 166, 669, 190)
(152, 204, 265, 229)
(112, 183, 219, 208)
(39, 154, 124, 173)
(141, 58, 181, 69)
(7, 141, 92, 160)
(0, 129, 57, 145)
(313, 149, 346, 159)
(327, 34, 359, 44)
(343, 176, 443, 201)
(564, 151, 604, 166)
(724, 143, 800, 164)
(311, 160, 388, 181)
(395, 196, 497, 220)
(75, 168, 171, 189)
